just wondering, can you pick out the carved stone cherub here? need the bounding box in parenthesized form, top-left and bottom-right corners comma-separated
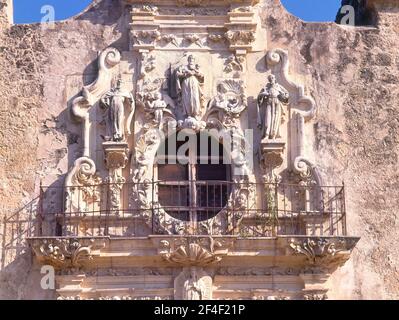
(257, 74, 289, 140)
(100, 79, 135, 142)
(145, 92, 174, 129)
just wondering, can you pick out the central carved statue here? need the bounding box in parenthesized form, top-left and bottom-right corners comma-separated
(174, 55, 204, 119)
(257, 74, 289, 140)
(100, 79, 135, 142)
(183, 267, 206, 300)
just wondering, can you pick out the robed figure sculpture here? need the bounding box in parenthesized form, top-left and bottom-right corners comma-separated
(100, 79, 135, 142)
(173, 55, 204, 119)
(257, 74, 289, 140)
(183, 267, 206, 300)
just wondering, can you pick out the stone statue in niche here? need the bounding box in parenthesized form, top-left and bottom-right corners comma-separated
(183, 267, 206, 300)
(257, 75, 289, 140)
(173, 55, 204, 120)
(100, 79, 135, 142)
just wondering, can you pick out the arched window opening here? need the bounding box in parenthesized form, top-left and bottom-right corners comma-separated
(155, 131, 231, 222)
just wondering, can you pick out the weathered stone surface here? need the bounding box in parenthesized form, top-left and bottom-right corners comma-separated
(0, 0, 398, 299)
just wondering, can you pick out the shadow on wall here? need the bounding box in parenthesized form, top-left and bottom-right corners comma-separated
(0, 199, 36, 299)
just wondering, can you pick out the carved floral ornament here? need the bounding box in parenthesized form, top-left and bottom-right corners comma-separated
(31, 238, 106, 268)
(289, 237, 359, 265)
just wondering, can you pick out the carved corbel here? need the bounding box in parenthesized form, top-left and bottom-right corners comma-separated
(224, 54, 245, 74)
(259, 141, 285, 183)
(31, 238, 106, 269)
(288, 237, 360, 269)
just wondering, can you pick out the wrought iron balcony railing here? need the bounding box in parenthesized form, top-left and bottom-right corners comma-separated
(33, 181, 347, 238)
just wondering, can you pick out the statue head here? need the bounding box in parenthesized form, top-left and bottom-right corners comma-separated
(153, 92, 162, 100)
(189, 267, 197, 279)
(268, 74, 276, 84)
(116, 79, 123, 90)
(188, 55, 196, 65)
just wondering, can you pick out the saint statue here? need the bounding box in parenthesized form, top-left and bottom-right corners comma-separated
(183, 267, 205, 300)
(174, 55, 204, 119)
(257, 74, 289, 140)
(100, 79, 135, 142)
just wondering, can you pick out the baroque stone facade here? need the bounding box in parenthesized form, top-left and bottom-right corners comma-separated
(0, 0, 398, 300)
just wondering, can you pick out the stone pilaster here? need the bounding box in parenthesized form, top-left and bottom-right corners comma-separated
(103, 142, 129, 215)
(299, 273, 329, 300)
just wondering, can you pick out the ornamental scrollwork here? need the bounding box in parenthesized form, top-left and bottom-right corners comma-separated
(64, 157, 102, 213)
(289, 237, 358, 264)
(132, 30, 161, 46)
(31, 238, 105, 268)
(207, 79, 247, 129)
(225, 30, 255, 46)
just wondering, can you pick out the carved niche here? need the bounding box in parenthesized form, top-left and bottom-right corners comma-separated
(261, 49, 317, 183)
(66, 47, 124, 220)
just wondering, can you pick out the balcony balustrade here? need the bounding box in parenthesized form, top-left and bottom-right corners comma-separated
(33, 181, 347, 238)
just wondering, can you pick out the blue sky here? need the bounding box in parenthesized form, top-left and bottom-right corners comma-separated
(13, 0, 341, 24)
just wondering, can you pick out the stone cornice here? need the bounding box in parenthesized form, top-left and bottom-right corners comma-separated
(29, 236, 359, 270)
(124, 0, 259, 7)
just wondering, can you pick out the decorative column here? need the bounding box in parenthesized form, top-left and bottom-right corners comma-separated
(103, 142, 129, 215)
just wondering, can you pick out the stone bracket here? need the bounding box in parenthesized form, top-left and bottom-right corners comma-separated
(151, 236, 237, 266)
(259, 139, 286, 180)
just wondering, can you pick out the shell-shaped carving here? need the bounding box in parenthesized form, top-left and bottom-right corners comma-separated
(162, 243, 221, 266)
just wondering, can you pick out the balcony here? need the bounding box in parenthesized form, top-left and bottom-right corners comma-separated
(35, 181, 348, 238)
(8, 180, 359, 300)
